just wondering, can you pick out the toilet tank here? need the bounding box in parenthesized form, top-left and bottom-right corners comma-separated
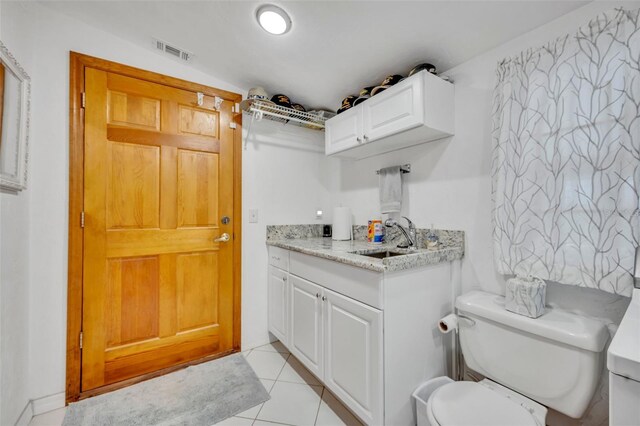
(456, 291, 609, 419)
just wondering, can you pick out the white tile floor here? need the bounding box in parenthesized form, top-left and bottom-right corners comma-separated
(28, 342, 363, 426)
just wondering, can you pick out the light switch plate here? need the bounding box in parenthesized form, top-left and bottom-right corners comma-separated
(248, 209, 259, 223)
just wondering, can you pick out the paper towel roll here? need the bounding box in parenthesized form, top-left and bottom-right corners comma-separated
(438, 314, 458, 334)
(332, 207, 352, 241)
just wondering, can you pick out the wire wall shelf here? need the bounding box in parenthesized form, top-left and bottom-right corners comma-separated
(241, 99, 329, 130)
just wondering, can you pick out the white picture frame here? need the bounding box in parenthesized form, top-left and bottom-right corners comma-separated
(0, 40, 30, 193)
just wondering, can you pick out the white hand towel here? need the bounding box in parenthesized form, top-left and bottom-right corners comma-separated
(379, 166, 402, 214)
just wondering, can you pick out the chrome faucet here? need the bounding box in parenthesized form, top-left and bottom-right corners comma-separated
(385, 216, 417, 249)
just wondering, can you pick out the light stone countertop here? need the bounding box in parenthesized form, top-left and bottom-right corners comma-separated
(266, 236, 464, 273)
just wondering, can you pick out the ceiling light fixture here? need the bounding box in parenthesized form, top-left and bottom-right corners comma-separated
(256, 4, 292, 35)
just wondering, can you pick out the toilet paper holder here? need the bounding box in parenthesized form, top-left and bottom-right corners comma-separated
(438, 313, 476, 334)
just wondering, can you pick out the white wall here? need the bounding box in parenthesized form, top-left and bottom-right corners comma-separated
(328, 2, 636, 425)
(0, 1, 337, 414)
(242, 119, 337, 349)
(0, 1, 246, 419)
(0, 193, 31, 426)
(1, 1, 637, 425)
(0, 2, 36, 424)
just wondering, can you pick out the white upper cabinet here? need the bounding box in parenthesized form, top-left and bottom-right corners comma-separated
(325, 105, 362, 155)
(325, 70, 454, 159)
(363, 74, 425, 142)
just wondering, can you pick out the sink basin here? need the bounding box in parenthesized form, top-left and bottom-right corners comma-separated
(357, 251, 407, 259)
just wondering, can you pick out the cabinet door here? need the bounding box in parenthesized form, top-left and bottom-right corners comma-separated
(289, 274, 324, 379)
(325, 107, 362, 155)
(268, 266, 289, 346)
(362, 75, 424, 142)
(324, 288, 383, 425)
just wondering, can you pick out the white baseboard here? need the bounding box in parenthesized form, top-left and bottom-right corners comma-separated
(31, 392, 65, 416)
(14, 401, 33, 426)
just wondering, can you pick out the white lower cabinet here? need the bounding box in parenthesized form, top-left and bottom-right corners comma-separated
(289, 275, 324, 379)
(324, 289, 383, 425)
(268, 247, 454, 425)
(289, 273, 383, 425)
(267, 265, 289, 346)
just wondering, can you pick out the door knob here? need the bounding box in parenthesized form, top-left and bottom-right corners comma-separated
(214, 233, 230, 243)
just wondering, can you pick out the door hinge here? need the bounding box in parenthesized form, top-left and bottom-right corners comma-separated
(229, 122, 237, 129)
(79, 331, 83, 349)
(80, 211, 85, 228)
(233, 102, 240, 113)
(81, 92, 86, 109)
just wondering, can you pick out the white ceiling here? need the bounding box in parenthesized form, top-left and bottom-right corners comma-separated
(43, 0, 589, 110)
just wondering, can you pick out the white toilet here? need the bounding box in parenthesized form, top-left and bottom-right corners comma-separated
(423, 291, 609, 426)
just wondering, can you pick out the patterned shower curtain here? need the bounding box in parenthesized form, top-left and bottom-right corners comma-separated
(492, 8, 640, 297)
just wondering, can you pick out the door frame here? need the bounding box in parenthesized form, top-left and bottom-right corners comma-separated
(66, 52, 243, 403)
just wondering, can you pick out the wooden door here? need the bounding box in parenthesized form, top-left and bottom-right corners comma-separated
(323, 288, 382, 425)
(81, 66, 238, 391)
(289, 274, 323, 378)
(267, 266, 289, 346)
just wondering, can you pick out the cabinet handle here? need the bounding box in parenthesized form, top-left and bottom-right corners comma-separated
(322, 296, 326, 301)
(316, 293, 320, 298)
(363, 135, 369, 141)
(283, 277, 287, 281)
(356, 137, 362, 143)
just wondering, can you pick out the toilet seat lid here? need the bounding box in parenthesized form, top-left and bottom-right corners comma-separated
(430, 382, 538, 426)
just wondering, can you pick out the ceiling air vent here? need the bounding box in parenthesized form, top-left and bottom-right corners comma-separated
(153, 38, 193, 62)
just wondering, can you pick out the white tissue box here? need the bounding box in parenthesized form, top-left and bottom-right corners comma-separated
(505, 275, 546, 318)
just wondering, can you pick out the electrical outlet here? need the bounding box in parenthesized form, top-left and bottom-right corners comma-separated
(248, 209, 259, 223)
